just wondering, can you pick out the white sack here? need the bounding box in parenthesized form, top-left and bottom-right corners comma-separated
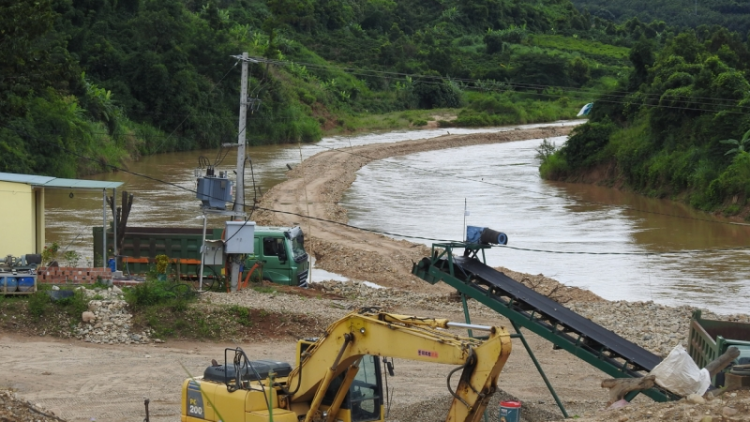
(648, 345, 711, 397)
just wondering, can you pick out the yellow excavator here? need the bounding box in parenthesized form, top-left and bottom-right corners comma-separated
(180, 309, 512, 422)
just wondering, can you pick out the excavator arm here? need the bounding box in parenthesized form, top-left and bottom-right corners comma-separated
(284, 310, 512, 422)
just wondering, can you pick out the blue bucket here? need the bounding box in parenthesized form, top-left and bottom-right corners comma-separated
(17, 277, 35, 292)
(499, 401, 521, 422)
(1, 276, 18, 293)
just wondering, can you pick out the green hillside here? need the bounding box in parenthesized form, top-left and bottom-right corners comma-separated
(570, 0, 750, 34)
(1, 0, 659, 177)
(540, 27, 750, 218)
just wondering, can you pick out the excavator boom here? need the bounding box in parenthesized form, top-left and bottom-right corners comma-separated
(180, 309, 512, 422)
(288, 310, 512, 422)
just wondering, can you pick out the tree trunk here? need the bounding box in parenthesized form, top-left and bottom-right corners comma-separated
(107, 191, 134, 265)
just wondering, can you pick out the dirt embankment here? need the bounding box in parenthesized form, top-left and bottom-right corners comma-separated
(254, 125, 574, 292)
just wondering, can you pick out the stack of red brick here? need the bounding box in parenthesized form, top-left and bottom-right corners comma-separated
(36, 267, 113, 284)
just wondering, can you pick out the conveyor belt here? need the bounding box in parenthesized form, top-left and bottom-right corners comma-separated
(455, 256, 661, 372)
(412, 243, 675, 402)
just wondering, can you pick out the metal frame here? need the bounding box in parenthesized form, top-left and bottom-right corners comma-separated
(412, 242, 676, 404)
(458, 288, 569, 417)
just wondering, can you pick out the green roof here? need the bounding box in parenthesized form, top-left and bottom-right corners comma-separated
(0, 172, 122, 190)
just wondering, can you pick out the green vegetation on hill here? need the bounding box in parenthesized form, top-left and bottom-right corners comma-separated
(571, 0, 750, 35)
(1, 0, 666, 177)
(540, 26, 750, 216)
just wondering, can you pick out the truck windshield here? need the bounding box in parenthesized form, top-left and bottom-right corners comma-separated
(291, 233, 306, 260)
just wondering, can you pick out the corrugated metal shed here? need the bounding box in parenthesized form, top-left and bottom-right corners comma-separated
(0, 172, 122, 189)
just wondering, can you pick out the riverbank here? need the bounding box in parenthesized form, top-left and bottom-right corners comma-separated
(253, 124, 575, 293)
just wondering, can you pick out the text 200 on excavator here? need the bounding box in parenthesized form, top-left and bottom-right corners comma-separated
(181, 309, 512, 422)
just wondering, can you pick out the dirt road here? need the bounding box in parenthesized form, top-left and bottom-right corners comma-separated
(254, 125, 574, 292)
(0, 305, 610, 422)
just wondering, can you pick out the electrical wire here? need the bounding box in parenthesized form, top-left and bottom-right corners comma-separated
(248, 56, 750, 113)
(303, 142, 750, 228)
(7, 123, 750, 257)
(151, 60, 241, 153)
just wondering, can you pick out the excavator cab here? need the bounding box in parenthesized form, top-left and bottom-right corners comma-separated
(298, 340, 386, 422)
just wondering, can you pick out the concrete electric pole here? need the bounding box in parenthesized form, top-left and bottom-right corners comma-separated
(230, 52, 249, 292)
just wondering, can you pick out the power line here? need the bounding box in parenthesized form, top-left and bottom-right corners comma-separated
(151, 60, 241, 153)
(7, 115, 750, 234)
(304, 142, 750, 228)
(257, 56, 750, 113)
(13, 124, 749, 257)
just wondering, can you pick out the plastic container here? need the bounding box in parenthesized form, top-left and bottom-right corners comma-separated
(1, 276, 18, 293)
(499, 401, 521, 422)
(17, 276, 35, 292)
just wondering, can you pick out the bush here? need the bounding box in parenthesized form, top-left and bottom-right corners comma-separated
(412, 78, 464, 109)
(125, 280, 177, 309)
(562, 120, 617, 168)
(27, 289, 88, 319)
(539, 152, 570, 179)
(708, 152, 750, 202)
(28, 291, 51, 318)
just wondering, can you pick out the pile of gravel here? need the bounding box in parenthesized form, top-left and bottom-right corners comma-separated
(0, 390, 66, 422)
(73, 300, 157, 345)
(202, 279, 750, 360)
(568, 301, 750, 357)
(387, 390, 561, 422)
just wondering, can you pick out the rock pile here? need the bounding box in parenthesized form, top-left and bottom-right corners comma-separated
(312, 281, 750, 359)
(0, 390, 65, 422)
(568, 301, 750, 358)
(73, 299, 155, 345)
(587, 390, 750, 422)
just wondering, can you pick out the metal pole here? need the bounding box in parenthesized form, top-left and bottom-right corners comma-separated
(113, 188, 117, 272)
(230, 51, 249, 293)
(510, 321, 569, 418)
(460, 293, 474, 338)
(198, 214, 207, 292)
(102, 189, 107, 270)
(463, 198, 467, 241)
(235, 52, 247, 213)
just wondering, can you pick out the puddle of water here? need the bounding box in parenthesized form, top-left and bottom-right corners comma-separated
(308, 258, 384, 289)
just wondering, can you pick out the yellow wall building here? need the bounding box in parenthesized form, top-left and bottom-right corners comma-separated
(0, 181, 44, 256)
(0, 172, 121, 259)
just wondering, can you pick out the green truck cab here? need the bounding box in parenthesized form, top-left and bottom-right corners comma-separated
(245, 226, 309, 287)
(93, 225, 309, 287)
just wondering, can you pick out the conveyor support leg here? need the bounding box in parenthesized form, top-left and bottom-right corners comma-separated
(510, 321, 569, 419)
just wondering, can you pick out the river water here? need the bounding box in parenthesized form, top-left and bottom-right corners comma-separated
(45, 122, 750, 314)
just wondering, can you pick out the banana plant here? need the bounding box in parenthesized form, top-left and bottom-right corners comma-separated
(720, 128, 750, 156)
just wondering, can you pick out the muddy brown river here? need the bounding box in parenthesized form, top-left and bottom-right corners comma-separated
(45, 122, 750, 314)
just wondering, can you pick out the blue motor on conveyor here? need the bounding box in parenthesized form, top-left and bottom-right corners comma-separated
(466, 226, 508, 245)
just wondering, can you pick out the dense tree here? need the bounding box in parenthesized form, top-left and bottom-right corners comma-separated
(544, 24, 750, 213)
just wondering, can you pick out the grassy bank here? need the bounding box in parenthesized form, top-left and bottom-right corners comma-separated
(0, 281, 319, 343)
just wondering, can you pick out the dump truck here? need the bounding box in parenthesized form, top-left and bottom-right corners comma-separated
(687, 309, 750, 386)
(180, 309, 512, 422)
(93, 225, 309, 286)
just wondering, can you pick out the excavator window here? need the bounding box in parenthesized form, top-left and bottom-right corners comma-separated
(350, 355, 382, 422)
(319, 355, 383, 422)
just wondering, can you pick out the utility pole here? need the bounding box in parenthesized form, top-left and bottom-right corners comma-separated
(230, 51, 249, 292)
